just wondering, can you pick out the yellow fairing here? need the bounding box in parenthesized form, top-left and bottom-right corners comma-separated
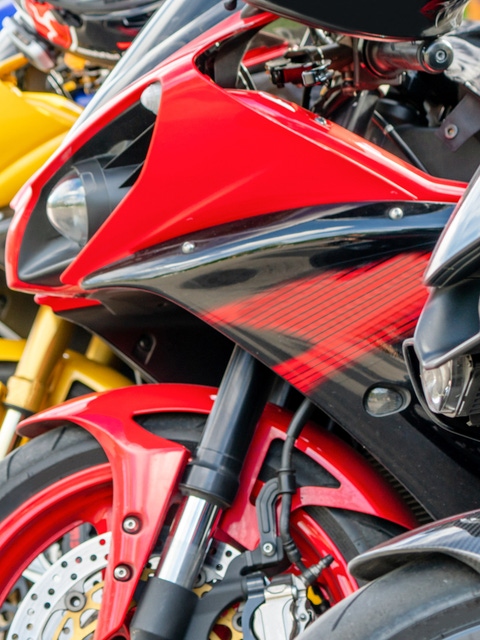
(0, 75, 81, 207)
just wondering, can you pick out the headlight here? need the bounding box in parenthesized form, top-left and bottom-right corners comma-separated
(45, 158, 133, 247)
(421, 355, 474, 416)
(46, 173, 88, 246)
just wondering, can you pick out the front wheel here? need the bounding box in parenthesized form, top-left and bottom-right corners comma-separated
(299, 556, 480, 640)
(0, 419, 403, 639)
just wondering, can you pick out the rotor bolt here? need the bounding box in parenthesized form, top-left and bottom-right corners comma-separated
(65, 591, 87, 612)
(182, 241, 196, 254)
(113, 564, 133, 581)
(122, 516, 141, 534)
(388, 207, 404, 220)
(262, 542, 275, 557)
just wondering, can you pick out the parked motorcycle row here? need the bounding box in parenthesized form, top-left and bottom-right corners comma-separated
(0, 0, 480, 638)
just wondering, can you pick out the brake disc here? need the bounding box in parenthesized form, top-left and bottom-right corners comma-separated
(8, 531, 308, 640)
(7, 533, 243, 640)
(7, 534, 111, 640)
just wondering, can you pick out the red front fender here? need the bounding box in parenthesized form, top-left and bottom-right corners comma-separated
(16, 383, 417, 638)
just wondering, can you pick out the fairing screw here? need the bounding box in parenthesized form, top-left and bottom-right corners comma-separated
(182, 241, 196, 254)
(388, 207, 404, 220)
(445, 124, 458, 139)
(262, 542, 275, 556)
(113, 564, 132, 581)
(122, 516, 141, 534)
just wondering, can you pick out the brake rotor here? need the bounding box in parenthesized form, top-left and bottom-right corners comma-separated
(7, 534, 110, 639)
(7, 533, 243, 640)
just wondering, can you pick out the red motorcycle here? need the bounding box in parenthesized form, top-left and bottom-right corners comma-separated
(0, 0, 474, 638)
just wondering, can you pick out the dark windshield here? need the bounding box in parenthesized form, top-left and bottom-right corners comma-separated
(74, 0, 239, 126)
(425, 164, 480, 287)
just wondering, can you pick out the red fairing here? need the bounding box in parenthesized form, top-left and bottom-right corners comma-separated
(10, 383, 416, 636)
(34, 294, 101, 312)
(6, 9, 465, 296)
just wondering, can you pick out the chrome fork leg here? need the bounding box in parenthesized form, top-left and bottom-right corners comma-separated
(156, 495, 219, 589)
(131, 346, 274, 640)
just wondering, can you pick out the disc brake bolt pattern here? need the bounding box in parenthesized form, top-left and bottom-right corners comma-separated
(114, 564, 133, 581)
(123, 516, 142, 534)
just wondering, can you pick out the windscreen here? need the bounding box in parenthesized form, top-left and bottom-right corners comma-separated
(425, 165, 480, 287)
(73, 0, 241, 127)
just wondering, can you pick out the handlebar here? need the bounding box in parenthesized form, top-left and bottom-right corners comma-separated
(365, 38, 454, 76)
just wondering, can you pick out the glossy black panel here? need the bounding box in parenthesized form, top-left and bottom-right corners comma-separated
(350, 510, 480, 581)
(415, 280, 480, 368)
(426, 166, 480, 287)
(75, 201, 480, 520)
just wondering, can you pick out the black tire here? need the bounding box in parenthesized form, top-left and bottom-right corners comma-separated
(299, 556, 480, 640)
(0, 419, 404, 636)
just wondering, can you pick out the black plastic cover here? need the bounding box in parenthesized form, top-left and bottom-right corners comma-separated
(414, 279, 480, 369)
(425, 165, 480, 287)
(246, 0, 468, 40)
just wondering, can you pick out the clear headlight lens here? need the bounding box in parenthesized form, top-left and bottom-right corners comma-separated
(421, 355, 474, 416)
(46, 173, 88, 247)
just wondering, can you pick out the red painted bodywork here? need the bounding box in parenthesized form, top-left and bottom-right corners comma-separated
(6, 9, 465, 298)
(12, 383, 415, 637)
(1, 9, 467, 634)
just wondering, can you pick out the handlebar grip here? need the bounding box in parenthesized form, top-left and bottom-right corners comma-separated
(365, 38, 454, 76)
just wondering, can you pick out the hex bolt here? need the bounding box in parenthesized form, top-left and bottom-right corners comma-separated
(113, 564, 132, 581)
(262, 542, 275, 556)
(445, 124, 459, 140)
(388, 207, 404, 220)
(122, 516, 141, 534)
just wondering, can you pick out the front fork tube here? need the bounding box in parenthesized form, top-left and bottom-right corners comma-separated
(0, 308, 120, 459)
(156, 496, 219, 588)
(0, 306, 73, 458)
(131, 346, 275, 640)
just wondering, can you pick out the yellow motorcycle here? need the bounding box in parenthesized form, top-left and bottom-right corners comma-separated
(0, 52, 133, 457)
